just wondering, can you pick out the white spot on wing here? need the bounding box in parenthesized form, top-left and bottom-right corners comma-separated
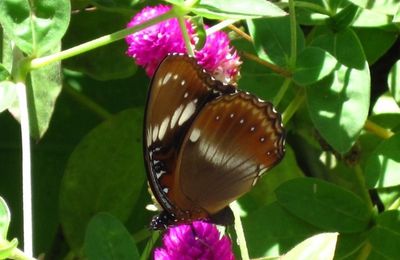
(162, 72, 172, 85)
(181, 80, 186, 86)
(147, 128, 152, 145)
(178, 101, 196, 126)
(184, 92, 189, 98)
(158, 117, 170, 140)
(170, 105, 184, 129)
(173, 74, 178, 80)
(189, 128, 201, 142)
(152, 125, 159, 142)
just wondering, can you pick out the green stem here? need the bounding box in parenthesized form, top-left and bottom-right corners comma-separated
(288, 0, 297, 68)
(206, 19, 239, 35)
(140, 231, 159, 260)
(63, 84, 112, 120)
(273, 78, 292, 107)
(29, 10, 178, 70)
(282, 87, 305, 125)
(16, 80, 33, 257)
(364, 120, 394, 139)
(389, 198, 400, 210)
(177, 15, 194, 56)
(231, 201, 249, 260)
(353, 165, 374, 211)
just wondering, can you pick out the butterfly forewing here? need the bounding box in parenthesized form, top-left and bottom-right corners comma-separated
(174, 92, 285, 216)
(144, 54, 236, 218)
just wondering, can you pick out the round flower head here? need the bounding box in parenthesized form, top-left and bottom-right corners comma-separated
(125, 5, 241, 84)
(154, 221, 235, 260)
(125, 5, 195, 76)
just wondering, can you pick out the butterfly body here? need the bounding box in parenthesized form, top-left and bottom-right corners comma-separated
(143, 54, 285, 230)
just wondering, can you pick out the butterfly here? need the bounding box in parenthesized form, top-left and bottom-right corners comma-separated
(143, 54, 285, 230)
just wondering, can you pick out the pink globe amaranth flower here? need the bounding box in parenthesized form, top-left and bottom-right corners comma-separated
(153, 221, 235, 260)
(125, 4, 195, 77)
(125, 5, 241, 84)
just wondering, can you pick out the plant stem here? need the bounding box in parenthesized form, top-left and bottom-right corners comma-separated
(282, 87, 305, 124)
(274, 78, 292, 107)
(241, 52, 291, 78)
(29, 10, 177, 70)
(140, 231, 159, 260)
(231, 201, 249, 260)
(16, 81, 33, 257)
(227, 24, 253, 42)
(177, 16, 194, 56)
(353, 165, 374, 211)
(364, 120, 394, 139)
(206, 19, 239, 35)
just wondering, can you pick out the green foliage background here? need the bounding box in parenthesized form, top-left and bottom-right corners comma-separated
(0, 0, 400, 259)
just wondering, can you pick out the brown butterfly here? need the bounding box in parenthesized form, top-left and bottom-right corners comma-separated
(143, 54, 285, 230)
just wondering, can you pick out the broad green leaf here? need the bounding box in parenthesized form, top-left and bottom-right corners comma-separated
(293, 47, 337, 86)
(243, 201, 321, 258)
(377, 185, 400, 210)
(0, 0, 70, 55)
(84, 213, 140, 260)
(334, 232, 369, 259)
(240, 146, 304, 212)
(0, 197, 10, 239)
(1, 30, 13, 72)
(355, 28, 398, 65)
(388, 60, 400, 106)
(60, 109, 145, 250)
(307, 28, 370, 153)
(365, 133, 400, 188)
(191, 0, 287, 20)
(0, 64, 9, 81)
(372, 92, 400, 115)
(276, 178, 372, 233)
(282, 232, 338, 260)
(394, 4, 400, 22)
(0, 81, 17, 114)
(247, 16, 305, 67)
(368, 210, 400, 259)
(352, 8, 395, 27)
(328, 3, 360, 31)
(347, 0, 400, 15)
(8, 45, 63, 139)
(0, 238, 18, 259)
(63, 10, 136, 80)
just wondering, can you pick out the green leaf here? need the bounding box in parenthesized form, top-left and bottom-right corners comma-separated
(62, 10, 136, 80)
(243, 201, 321, 258)
(84, 213, 140, 260)
(377, 185, 400, 210)
(328, 3, 360, 31)
(191, 0, 287, 20)
(0, 238, 18, 259)
(368, 210, 400, 259)
(347, 0, 400, 15)
(334, 232, 369, 259)
(0, 0, 70, 55)
(247, 16, 305, 67)
(275, 178, 372, 233)
(59, 109, 145, 250)
(307, 28, 370, 153)
(282, 232, 338, 260)
(0, 197, 11, 239)
(365, 133, 400, 188)
(293, 47, 337, 86)
(352, 8, 395, 27)
(0, 64, 10, 81)
(0, 81, 17, 114)
(355, 28, 398, 65)
(8, 45, 63, 139)
(388, 60, 400, 106)
(240, 146, 304, 212)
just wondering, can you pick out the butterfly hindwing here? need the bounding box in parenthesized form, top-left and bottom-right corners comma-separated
(174, 92, 285, 216)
